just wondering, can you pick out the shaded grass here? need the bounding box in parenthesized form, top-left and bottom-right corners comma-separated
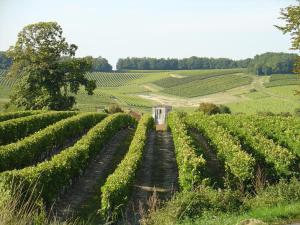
(181, 201, 300, 225)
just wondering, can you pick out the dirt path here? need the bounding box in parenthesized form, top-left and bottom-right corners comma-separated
(190, 129, 225, 187)
(124, 130, 179, 224)
(52, 128, 133, 220)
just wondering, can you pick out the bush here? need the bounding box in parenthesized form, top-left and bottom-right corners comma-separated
(219, 105, 231, 114)
(197, 103, 220, 115)
(196, 103, 231, 115)
(104, 103, 123, 114)
(295, 108, 300, 116)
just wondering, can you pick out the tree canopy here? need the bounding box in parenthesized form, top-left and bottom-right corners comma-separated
(116, 57, 251, 70)
(89, 56, 112, 72)
(276, 0, 300, 95)
(7, 22, 96, 110)
(0, 51, 12, 69)
(247, 52, 298, 75)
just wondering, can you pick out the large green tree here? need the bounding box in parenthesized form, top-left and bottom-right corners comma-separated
(7, 22, 96, 110)
(276, 0, 300, 94)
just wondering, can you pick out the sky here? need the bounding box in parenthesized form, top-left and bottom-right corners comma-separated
(0, 0, 297, 68)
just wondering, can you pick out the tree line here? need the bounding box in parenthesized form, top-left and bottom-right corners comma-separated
(247, 52, 298, 75)
(116, 57, 252, 70)
(0, 52, 112, 72)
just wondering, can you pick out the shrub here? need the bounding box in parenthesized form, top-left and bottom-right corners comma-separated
(197, 102, 220, 115)
(219, 105, 231, 114)
(295, 108, 300, 116)
(104, 103, 123, 114)
(196, 103, 231, 115)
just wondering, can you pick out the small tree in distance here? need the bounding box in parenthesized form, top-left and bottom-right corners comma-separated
(7, 22, 96, 110)
(196, 102, 231, 115)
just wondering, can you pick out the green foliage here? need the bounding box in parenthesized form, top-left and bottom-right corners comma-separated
(167, 112, 206, 190)
(236, 115, 300, 158)
(265, 74, 300, 87)
(117, 57, 251, 70)
(218, 105, 231, 114)
(247, 52, 298, 75)
(213, 114, 297, 177)
(0, 110, 42, 122)
(162, 73, 252, 97)
(7, 22, 96, 110)
(146, 186, 243, 225)
(147, 179, 300, 225)
(197, 103, 220, 115)
(85, 72, 146, 87)
(101, 115, 153, 219)
(0, 111, 76, 145)
(88, 56, 112, 72)
(244, 177, 300, 209)
(0, 112, 106, 172)
(0, 51, 12, 70)
(276, 1, 300, 51)
(295, 108, 300, 116)
(104, 103, 123, 114)
(187, 113, 255, 184)
(154, 69, 243, 88)
(0, 113, 135, 206)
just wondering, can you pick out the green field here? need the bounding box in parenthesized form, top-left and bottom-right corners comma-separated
(265, 74, 300, 87)
(0, 69, 299, 114)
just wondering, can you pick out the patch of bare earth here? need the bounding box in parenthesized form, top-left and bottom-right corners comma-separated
(122, 130, 179, 224)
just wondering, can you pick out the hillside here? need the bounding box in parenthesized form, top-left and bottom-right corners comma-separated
(0, 68, 299, 114)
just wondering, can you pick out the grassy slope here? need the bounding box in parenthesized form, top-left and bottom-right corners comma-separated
(0, 69, 299, 114)
(181, 201, 300, 225)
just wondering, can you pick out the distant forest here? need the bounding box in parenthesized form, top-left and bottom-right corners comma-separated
(0, 51, 298, 75)
(116, 57, 251, 70)
(247, 52, 298, 75)
(0, 52, 112, 72)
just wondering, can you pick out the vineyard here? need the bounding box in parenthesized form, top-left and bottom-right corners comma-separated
(0, 111, 299, 224)
(1, 68, 299, 114)
(265, 74, 300, 87)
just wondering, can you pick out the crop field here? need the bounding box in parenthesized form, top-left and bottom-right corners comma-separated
(162, 73, 252, 97)
(0, 68, 299, 114)
(265, 74, 300, 87)
(0, 111, 299, 224)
